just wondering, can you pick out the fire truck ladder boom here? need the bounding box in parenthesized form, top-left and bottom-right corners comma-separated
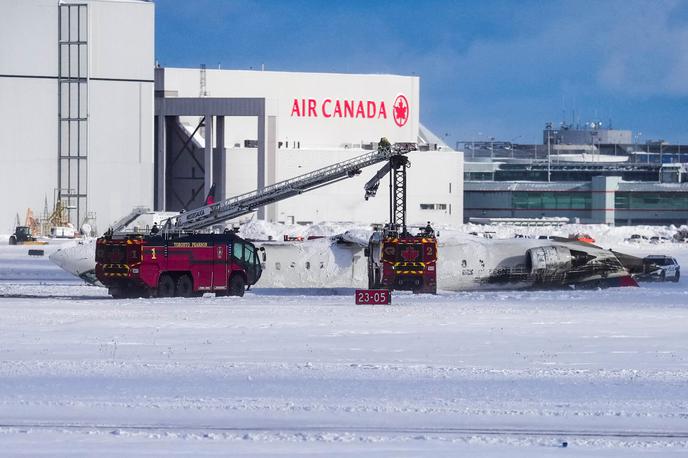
(171, 142, 417, 232)
(363, 154, 410, 233)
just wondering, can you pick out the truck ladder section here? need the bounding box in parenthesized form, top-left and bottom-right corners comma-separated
(110, 207, 152, 233)
(363, 154, 410, 233)
(169, 142, 417, 232)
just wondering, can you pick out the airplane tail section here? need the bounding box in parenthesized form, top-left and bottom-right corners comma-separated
(205, 183, 216, 205)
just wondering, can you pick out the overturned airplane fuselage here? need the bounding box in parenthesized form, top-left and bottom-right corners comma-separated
(50, 232, 639, 291)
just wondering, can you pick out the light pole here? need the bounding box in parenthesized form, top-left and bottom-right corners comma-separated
(477, 132, 483, 160)
(547, 131, 551, 182)
(636, 132, 646, 163)
(659, 141, 664, 182)
(510, 135, 522, 159)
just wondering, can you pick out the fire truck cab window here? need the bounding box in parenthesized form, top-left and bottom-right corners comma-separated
(233, 242, 244, 260)
(243, 244, 255, 263)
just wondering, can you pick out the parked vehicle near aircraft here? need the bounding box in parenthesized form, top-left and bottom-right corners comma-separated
(637, 255, 680, 283)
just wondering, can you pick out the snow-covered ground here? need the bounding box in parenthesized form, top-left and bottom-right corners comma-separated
(0, 225, 687, 456)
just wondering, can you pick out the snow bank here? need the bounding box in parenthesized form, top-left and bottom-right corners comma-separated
(239, 219, 372, 241)
(238, 220, 686, 249)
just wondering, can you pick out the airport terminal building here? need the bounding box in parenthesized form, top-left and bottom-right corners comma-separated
(462, 124, 688, 225)
(0, 0, 462, 234)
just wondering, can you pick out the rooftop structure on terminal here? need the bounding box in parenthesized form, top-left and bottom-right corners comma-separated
(543, 121, 632, 145)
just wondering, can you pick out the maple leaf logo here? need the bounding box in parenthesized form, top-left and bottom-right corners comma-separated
(400, 245, 419, 262)
(393, 95, 409, 127)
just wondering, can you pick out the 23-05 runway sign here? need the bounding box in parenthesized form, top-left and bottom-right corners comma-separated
(355, 289, 391, 305)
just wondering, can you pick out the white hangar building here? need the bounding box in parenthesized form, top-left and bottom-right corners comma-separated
(1, 0, 462, 233)
(156, 68, 463, 226)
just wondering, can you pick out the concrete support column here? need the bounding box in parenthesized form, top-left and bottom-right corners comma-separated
(257, 113, 266, 220)
(266, 115, 277, 222)
(213, 116, 226, 201)
(154, 114, 166, 210)
(591, 176, 620, 224)
(204, 114, 213, 198)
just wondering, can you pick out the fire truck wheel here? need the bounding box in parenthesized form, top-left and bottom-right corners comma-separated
(109, 287, 126, 299)
(176, 274, 194, 298)
(127, 287, 149, 299)
(157, 274, 176, 297)
(229, 274, 245, 297)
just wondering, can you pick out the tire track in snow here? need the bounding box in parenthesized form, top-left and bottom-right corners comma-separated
(2, 422, 688, 440)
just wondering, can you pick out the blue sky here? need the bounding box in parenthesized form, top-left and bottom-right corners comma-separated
(155, 0, 688, 146)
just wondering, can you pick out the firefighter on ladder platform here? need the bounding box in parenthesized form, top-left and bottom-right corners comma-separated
(363, 143, 438, 294)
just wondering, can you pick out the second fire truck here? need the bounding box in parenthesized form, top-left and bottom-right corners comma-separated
(363, 141, 438, 294)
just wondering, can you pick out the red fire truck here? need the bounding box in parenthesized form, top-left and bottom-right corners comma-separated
(367, 229, 437, 294)
(363, 150, 438, 294)
(96, 232, 262, 298)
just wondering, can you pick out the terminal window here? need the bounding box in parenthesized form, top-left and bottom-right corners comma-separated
(512, 192, 591, 210)
(615, 192, 688, 210)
